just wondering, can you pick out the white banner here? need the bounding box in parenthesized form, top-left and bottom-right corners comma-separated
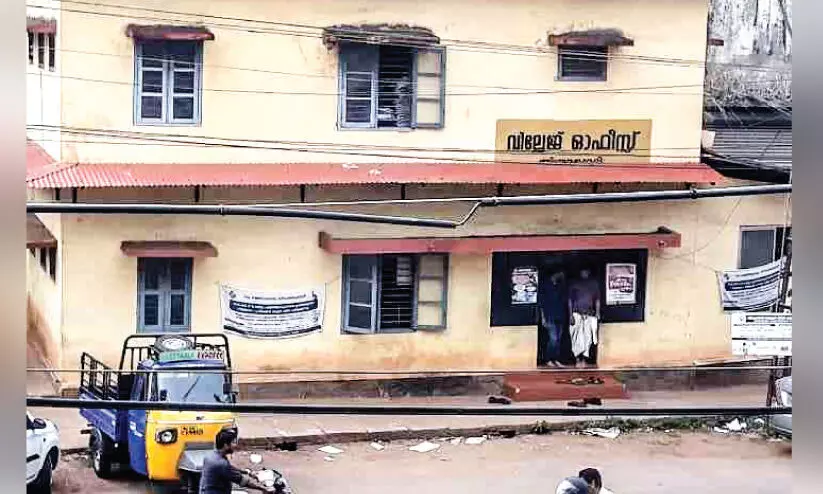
(219, 284, 324, 339)
(731, 312, 792, 357)
(605, 263, 637, 305)
(717, 259, 783, 311)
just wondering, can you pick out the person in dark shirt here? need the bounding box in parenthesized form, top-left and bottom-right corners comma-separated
(539, 271, 568, 367)
(199, 427, 275, 494)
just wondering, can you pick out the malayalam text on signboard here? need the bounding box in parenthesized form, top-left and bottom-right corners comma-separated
(495, 119, 653, 165)
(716, 259, 783, 311)
(219, 284, 325, 339)
(730, 312, 792, 357)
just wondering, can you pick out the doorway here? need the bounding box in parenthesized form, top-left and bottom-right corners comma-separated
(536, 256, 603, 368)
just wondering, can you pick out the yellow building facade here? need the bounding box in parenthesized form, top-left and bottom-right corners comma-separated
(25, 0, 791, 388)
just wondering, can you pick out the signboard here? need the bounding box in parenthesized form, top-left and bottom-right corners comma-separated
(158, 348, 224, 363)
(731, 312, 792, 357)
(605, 263, 637, 305)
(717, 259, 783, 311)
(495, 119, 653, 165)
(511, 267, 538, 305)
(219, 284, 325, 339)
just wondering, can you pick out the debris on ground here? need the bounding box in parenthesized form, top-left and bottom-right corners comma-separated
(318, 445, 344, 455)
(725, 419, 747, 432)
(323, 456, 335, 462)
(370, 442, 385, 451)
(409, 441, 441, 453)
(488, 395, 512, 405)
(450, 437, 463, 445)
(255, 469, 276, 483)
(249, 453, 263, 464)
(465, 436, 488, 445)
(583, 427, 621, 439)
(711, 419, 748, 434)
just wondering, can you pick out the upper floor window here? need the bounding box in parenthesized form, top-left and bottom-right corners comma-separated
(338, 43, 445, 130)
(557, 46, 608, 81)
(739, 226, 791, 269)
(27, 30, 55, 71)
(134, 41, 202, 125)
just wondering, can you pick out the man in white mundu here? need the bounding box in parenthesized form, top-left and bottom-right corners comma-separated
(567, 269, 601, 368)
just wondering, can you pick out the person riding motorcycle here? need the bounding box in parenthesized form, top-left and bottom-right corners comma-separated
(199, 428, 276, 494)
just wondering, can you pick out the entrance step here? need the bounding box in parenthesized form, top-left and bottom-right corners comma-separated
(502, 371, 629, 402)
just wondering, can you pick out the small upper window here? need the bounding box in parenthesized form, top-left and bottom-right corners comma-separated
(557, 46, 608, 81)
(135, 41, 202, 125)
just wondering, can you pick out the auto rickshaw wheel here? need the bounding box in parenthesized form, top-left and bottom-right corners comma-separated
(89, 429, 115, 479)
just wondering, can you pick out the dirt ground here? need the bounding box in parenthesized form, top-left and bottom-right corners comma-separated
(51, 431, 792, 494)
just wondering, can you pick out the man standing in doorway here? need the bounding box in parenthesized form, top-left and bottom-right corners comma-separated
(568, 269, 601, 368)
(539, 271, 568, 367)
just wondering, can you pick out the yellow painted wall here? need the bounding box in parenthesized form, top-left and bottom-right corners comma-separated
(55, 185, 790, 385)
(58, 0, 707, 164)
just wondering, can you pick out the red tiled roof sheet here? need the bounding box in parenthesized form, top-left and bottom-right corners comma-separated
(26, 161, 724, 189)
(26, 140, 57, 181)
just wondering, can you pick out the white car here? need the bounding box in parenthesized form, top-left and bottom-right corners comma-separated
(769, 376, 792, 438)
(26, 412, 60, 494)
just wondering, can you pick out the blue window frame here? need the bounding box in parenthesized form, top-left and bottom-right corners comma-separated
(134, 41, 202, 125)
(338, 43, 446, 129)
(137, 258, 192, 333)
(342, 254, 448, 334)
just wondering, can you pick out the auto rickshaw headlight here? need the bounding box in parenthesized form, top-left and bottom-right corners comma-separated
(156, 428, 178, 444)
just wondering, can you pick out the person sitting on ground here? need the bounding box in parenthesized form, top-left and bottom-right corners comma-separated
(199, 427, 275, 494)
(578, 468, 614, 494)
(555, 476, 591, 494)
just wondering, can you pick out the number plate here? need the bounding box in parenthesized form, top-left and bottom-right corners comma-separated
(180, 426, 204, 436)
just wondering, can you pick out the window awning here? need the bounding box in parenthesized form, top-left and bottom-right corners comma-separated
(548, 29, 634, 47)
(318, 228, 681, 255)
(27, 214, 56, 249)
(125, 24, 215, 42)
(27, 17, 56, 34)
(322, 24, 440, 49)
(120, 241, 218, 258)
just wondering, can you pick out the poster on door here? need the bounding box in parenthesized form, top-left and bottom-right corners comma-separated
(511, 267, 538, 305)
(219, 284, 325, 339)
(605, 263, 637, 305)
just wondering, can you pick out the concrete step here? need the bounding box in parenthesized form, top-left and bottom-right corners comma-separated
(502, 371, 629, 402)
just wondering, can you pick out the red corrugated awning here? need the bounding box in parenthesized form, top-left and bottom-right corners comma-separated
(26, 162, 723, 189)
(318, 229, 681, 254)
(121, 241, 218, 258)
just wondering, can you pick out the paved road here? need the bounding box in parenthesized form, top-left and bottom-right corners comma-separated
(51, 431, 791, 493)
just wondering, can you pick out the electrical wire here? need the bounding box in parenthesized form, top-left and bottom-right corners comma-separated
(27, 124, 738, 170)
(24, 364, 792, 375)
(27, 69, 706, 97)
(27, 0, 792, 72)
(25, 396, 790, 416)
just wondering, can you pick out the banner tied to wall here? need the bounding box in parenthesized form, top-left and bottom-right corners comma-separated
(219, 284, 324, 339)
(716, 258, 784, 311)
